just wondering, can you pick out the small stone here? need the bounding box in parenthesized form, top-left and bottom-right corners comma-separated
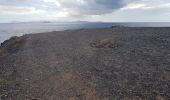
(25, 78, 29, 81)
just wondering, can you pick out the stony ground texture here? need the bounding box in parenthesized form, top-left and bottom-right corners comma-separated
(0, 27, 170, 100)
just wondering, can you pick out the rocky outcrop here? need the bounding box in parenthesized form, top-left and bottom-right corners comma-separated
(0, 36, 25, 56)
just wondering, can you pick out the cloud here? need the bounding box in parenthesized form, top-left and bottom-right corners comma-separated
(121, 3, 152, 10)
(0, 0, 170, 22)
(121, 2, 170, 10)
(43, 0, 125, 15)
(0, 5, 45, 15)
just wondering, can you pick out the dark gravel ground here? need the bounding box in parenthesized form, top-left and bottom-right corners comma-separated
(0, 27, 170, 100)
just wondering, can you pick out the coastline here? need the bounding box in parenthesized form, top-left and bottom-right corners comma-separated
(0, 27, 170, 99)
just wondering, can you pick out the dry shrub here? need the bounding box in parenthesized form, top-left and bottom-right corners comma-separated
(0, 78, 7, 85)
(11, 36, 24, 44)
(91, 38, 115, 48)
(62, 72, 73, 81)
(2, 36, 24, 48)
(0, 36, 25, 56)
(0, 48, 8, 56)
(97, 39, 113, 46)
(123, 97, 142, 100)
(83, 87, 99, 100)
(68, 96, 79, 100)
(1, 36, 25, 52)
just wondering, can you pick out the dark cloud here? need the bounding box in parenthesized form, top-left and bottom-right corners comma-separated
(44, 0, 125, 15)
(81, 0, 125, 15)
(96, 0, 124, 9)
(0, 0, 126, 15)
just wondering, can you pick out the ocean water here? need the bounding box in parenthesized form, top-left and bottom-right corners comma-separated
(0, 22, 170, 43)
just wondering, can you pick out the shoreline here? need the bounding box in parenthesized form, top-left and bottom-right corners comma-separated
(1, 26, 170, 44)
(0, 27, 170, 99)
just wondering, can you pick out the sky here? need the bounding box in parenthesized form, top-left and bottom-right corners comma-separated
(0, 0, 170, 23)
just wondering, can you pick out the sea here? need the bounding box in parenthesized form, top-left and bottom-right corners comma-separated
(0, 22, 170, 43)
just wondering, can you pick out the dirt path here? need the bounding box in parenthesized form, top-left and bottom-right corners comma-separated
(0, 27, 170, 100)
